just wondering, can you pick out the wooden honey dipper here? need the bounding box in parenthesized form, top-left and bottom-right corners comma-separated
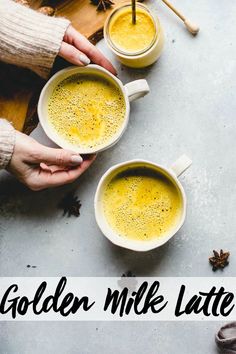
(162, 0, 200, 35)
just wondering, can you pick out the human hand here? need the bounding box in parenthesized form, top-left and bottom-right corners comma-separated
(59, 24, 117, 75)
(7, 131, 96, 191)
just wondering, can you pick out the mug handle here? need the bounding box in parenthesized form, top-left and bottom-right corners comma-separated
(124, 80, 150, 102)
(170, 155, 192, 177)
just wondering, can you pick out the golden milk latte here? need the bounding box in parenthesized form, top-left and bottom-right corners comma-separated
(109, 7, 156, 54)
(102, 167, 182, 241)
(47, 74, 126, 150)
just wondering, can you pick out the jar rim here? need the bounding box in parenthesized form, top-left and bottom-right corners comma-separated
(104, 3, 159, 57)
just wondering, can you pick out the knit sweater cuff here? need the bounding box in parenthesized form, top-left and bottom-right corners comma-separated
(0, 119, 16, 169)
(0, 0, 70, 79)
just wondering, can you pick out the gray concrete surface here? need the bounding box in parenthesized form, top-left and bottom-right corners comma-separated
(0, 0, 236, 352)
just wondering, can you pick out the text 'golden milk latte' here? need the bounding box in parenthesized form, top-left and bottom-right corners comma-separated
(47, 74, 126, 150)
(102, 167, 182, 241)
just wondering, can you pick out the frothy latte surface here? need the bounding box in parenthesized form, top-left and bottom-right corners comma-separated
(102, 167, 182, 241)
(47, 73, 126, 150)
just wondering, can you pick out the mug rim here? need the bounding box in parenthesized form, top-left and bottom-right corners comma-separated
(94, 159, 187, 252)
(37, 64, 130, 154)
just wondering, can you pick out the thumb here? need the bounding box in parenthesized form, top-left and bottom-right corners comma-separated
(34, 146, 83, 166)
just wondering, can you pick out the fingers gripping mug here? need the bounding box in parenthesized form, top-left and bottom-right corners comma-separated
(38, 65, 150, 154)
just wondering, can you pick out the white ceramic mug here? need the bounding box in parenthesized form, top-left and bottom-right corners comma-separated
(94, 155, 192, 251)
(37, 64, 150, 154)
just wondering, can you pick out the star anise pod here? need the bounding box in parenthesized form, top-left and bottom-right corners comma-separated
(118, 271, 137, 292)
(91, 0, 114, 11)
(122, 270, 136, 277)
(209, 249, 230, 271)
(58, 191, 82, 217)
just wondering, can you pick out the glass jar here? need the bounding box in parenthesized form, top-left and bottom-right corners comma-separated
(104, 3, 165, 68)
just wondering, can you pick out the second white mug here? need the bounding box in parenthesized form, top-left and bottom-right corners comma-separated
(94, 155, 192, 252)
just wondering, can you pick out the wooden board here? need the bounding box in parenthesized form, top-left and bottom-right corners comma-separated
(0, 0, 128, 133)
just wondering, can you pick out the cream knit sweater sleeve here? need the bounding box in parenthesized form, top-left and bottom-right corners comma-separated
(0, 0, 71, 169)
(0, 0, 70, 79)
(0, 120, 15, 169)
